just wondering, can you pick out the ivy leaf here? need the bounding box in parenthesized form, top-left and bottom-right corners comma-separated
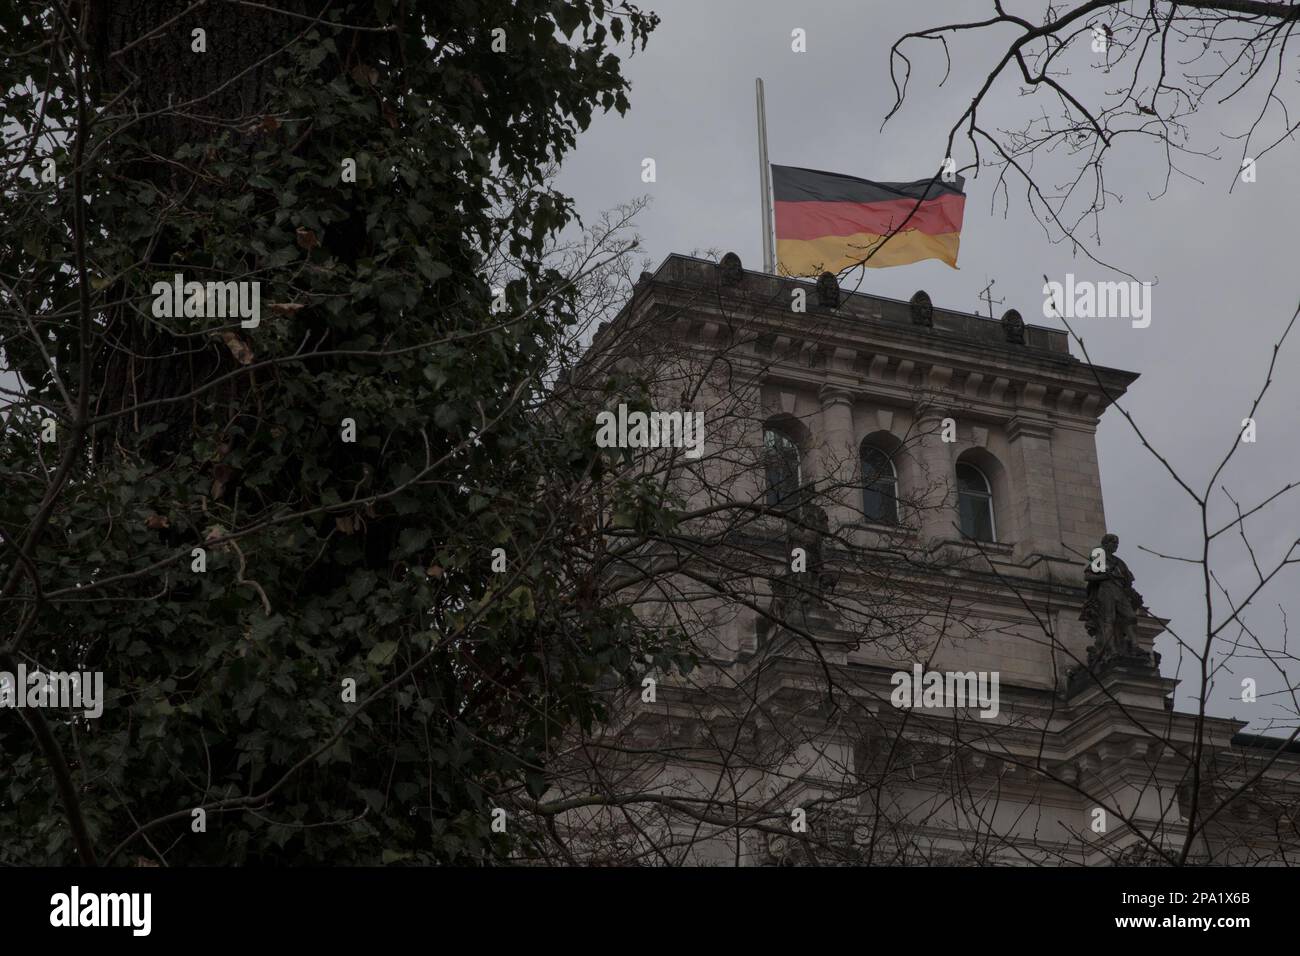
(249, 614, 285, 642)
(525, 771, 547, 798)
(554, 5, 582, 37)
(367, 641, 399, 666)
(398, 527, 431, 554)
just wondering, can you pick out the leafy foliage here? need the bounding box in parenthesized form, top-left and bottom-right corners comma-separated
(0, 0, 685, 864)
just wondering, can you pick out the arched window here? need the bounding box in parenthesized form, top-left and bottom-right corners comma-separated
(860, 445, 898, 524)
(763, 428, 802, 507)
(956, 462, 995, 542)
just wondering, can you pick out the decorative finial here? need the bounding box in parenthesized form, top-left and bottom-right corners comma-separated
(909, 290, 933, 327)
(816, 272, 840, 308)
(1000, 308, 1025, 345)
(718, 252, 743, 286)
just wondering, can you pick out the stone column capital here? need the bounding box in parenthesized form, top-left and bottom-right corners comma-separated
(1007, 415, 1053, 443)
(818, 384, 854, 408)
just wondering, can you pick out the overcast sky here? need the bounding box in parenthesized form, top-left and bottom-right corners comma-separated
(555, 0, 1300, 732)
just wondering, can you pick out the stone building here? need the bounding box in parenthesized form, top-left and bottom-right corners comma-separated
(563, 253, 1299, 866)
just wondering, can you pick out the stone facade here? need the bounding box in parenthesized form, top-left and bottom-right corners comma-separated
(568, 254, 1300, 866)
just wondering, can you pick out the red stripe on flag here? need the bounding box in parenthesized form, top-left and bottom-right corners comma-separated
(774, 194, 965, 242)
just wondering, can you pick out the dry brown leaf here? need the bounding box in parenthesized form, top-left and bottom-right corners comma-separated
(335, 514, 356, 534)
(258, 114, 282, 133)
(221, 331, 254, 366)
(210, 463, 234, 499)
(145, 514, 170, 530)
(349, 63, 379, 87)
(426, 564, 444, 579)
(296, 226, 319, 251)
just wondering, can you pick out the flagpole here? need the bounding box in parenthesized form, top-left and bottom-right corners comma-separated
(755, 78, 775, 274)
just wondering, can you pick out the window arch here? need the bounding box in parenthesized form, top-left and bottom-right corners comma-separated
(860, 444, 898, 524)
(956, 462, 995, 542)
(763, 427, 803, 507)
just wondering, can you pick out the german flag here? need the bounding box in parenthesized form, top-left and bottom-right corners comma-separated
(772, 165, 966, 274)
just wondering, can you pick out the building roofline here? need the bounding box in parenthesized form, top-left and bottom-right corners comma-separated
(608, 252, 1142, 396)
(647, 250, 1070, 336)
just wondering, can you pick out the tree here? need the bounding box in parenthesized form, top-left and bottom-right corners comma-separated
(874, 0, 1300, 863)
(0, 0, 674, 865)
(885, 0, 1300, 266)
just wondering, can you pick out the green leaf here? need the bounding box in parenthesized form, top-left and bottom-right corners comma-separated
(554, 5, 582, 37)
(525, 772, 547, 798)
(367, 641, 399, 666)
(397, 527, 431, 554)
(508, 585, 535, 621)
(249, 614, 286, 642)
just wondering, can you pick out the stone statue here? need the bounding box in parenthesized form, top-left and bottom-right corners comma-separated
(1080, 533, 1145, 664)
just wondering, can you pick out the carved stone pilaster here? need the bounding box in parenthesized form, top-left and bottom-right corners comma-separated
(913, 403, 955, 545)
(1006, 415, 1060, 559)
(815, 386, 858, 528)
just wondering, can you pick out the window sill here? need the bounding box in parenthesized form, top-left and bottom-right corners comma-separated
(934, 537, 1016, 558)
(843, 520, 916, 538)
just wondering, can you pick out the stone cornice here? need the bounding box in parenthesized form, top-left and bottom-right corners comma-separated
(603, 267, 1140, 429)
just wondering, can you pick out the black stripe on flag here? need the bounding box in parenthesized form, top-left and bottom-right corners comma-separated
(771, 164, 965, 204)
